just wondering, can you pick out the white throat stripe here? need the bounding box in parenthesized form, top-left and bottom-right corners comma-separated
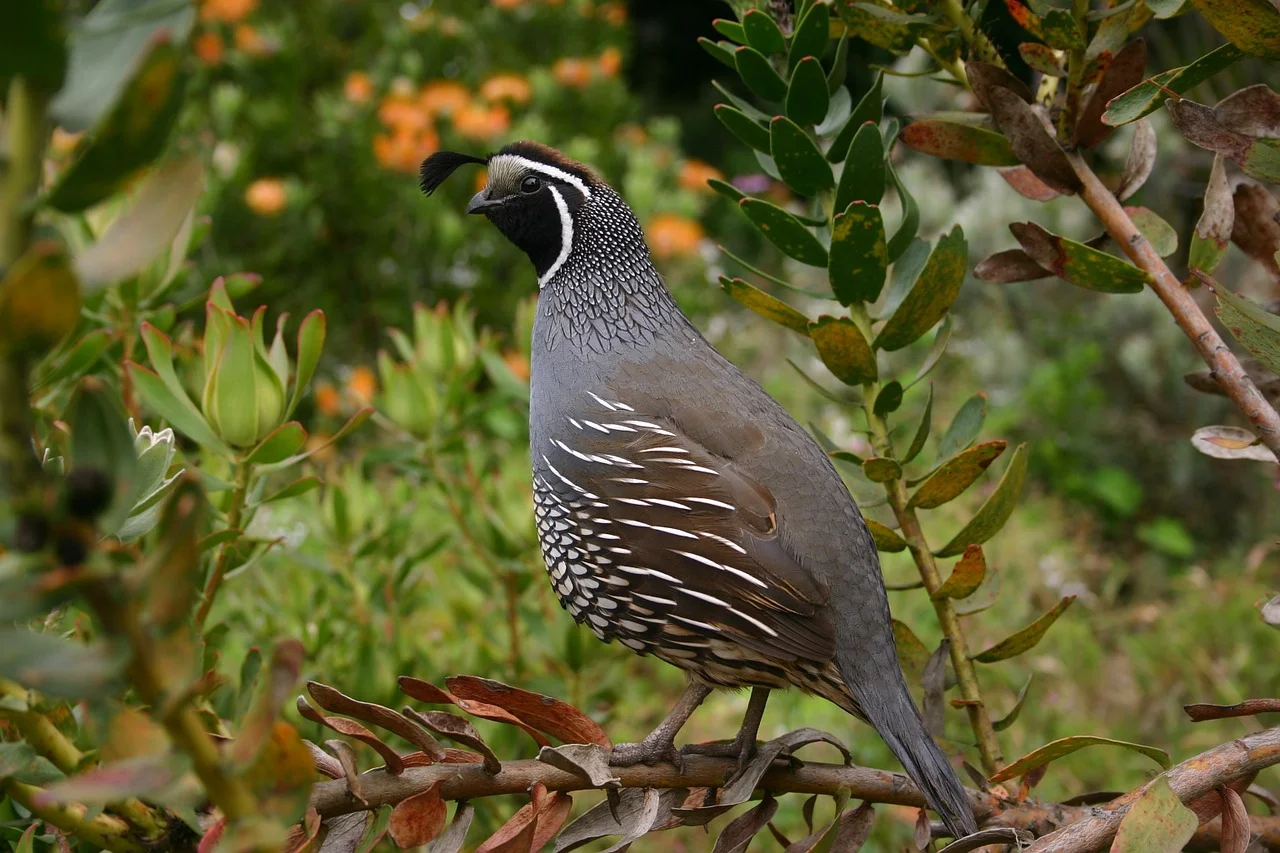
(540, 185, 573, 289)
(493, 154, 593, 199)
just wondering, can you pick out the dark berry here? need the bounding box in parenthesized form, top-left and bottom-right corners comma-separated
(65, 468, 113, 520)
(14, 514, 50, 552)
(54, 534, 88, 567)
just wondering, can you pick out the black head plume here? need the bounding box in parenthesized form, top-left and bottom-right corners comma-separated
(420, 150, 488, 196)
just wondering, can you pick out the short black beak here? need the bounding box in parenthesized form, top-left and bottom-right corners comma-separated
(466, 190, 501, 214)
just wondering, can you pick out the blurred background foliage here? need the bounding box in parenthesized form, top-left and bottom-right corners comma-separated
(3, 0, 1279, 849)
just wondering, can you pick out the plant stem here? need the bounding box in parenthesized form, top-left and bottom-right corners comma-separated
(1060, 0, 1090, 139)
(195, 459, 252, 628)
(0, 77, 47, 268)
(0, 678, 84, 773)
(936, 0, 1004, 67)
(1, 779, 144, 853)
(1069, 153, 1280, 457)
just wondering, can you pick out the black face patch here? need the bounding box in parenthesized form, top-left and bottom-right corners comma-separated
(484, 190, 565, 277)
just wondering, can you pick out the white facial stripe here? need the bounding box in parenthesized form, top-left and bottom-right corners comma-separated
(492, 154, 592, 199)
(540, 185, 573, 289)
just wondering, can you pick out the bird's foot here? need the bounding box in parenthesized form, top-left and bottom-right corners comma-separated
(683, 736, 758, 784)
(611, 737, 684, 772)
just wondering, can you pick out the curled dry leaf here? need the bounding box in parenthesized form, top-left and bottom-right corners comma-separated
(316, 811, 371, 853)
(922, 640, 949, 738)
(998, 165, 1060, 202)
(307, 682, 445, 761)
(1190, 155, 1235, 275)
(387, 782, 446, 849)
(399, 675, 550, 747)
(1077, 39, 1147, 148)
(712, 795, 779, 853)
(537, 744, 620, 788)
(965, 60, 1035, 110)
(1218, 785, 1252, 853)
(295, 696, 404, 775)
(974, 249, 1051, 283)
(938, 828, 1033, 853)
(1185, 359, 1280, 406)
(1215, 84, 1280, 138)
(912, 807, 931, 850)
(324, 739, 364, 804)
(401, 707, 501, 774)
(1231, 183, 1280, 280)
(474, 783, 571, 853)
(303, 740, 343, 779)
(1118, 120, 1157, 201)
(1191, 425, 1278, 461)
(1167, 98, 1280, 182)
(986, 88, 1081, 194)
(428, 802, 475, 853)
(444, 675, 611, 747)
(1184, 698, 1280, 721)
(554, 787, 668, 853)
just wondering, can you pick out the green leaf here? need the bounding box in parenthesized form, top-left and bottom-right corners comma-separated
(867, 519, 906, 552)
(1189, 155, 1232, 275)
(708, 178, 747, 203)
(1018, 42, 1066, 76)
(786, 56, 831, 126)
(932, 545, 986, 599)
(770, 116, 834, 196)
(288, 310, 326, 418)
(829, 202, 888, 306)
(972, 595, 1075, 663)
(0, 0, 67, 93)
(816, 87, 853, 138)
(698, 37, 739, 70)
(826, 33, 849, 95)
(739, 198, 829, 266)
(809, 315, 877, 385)
(935, 443, 1028, 557)
(875, 225, 967, 351)
(720, 276, 811, 335)
(989, 734, 1171, 784)
(126, 362, 229, 456)
(735, 45, 788, 101)
(0, 742, 65, 786)
(1190, 0, 1280, 58)
(254, 475, 323, 506)
(1213, 282, 1280, 375)
(892, 619, 930, 681)
(245, 422, 308, 466)
(1111, 776, 1198, 853)
(1124, 206, 1178, 258)
(790, 1, 831, 70)
(836, 0, 924, 53)
(712, 18, 747, 43)
(1040, 7, 1084, 49)
(32, 328, 112, 391)
(873, 380, 903, 417)
(1009, 222, 1150, 294)
(0, 630, 127, 699)
(47, 37, 190, 213)
(899, 119, 1019, 166)
(937, 393, 987, 460)
(713, 79, 771, 121)
(885, 161, 919, 263)
(835, 123, 885, 210)
(909, 440, 1007, 509)
(863, 457, 902, 482)
(992, 675, 1034, 732)
(66, 377, 141, 530)
(828, 73, 883, 163)
(1101, 44, 1245, 127)
(742, 9, 786, 54)
(716, 104, 772, 153)
(257, 408, 372, 473)
(902, 384, 933, 465)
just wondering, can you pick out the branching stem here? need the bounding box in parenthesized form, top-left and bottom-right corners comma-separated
(195, 459, 253, 628)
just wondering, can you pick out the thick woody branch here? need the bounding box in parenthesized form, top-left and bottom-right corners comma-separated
(310, 726, 1280, 851)
(1069, 153, 1280, 458)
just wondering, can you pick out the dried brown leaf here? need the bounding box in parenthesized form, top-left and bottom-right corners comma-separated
(1231, 183, 1280, 279)
(537, 744, 620, 788)
(974, 249, 1052, 283)
(430, 802, 475, 853)
(922, 640, 950, 738)
(444, 675, 610, 747)
(1184, 698, 1280, 720)
(399, 676, 550, 747)
(913, 807, 931, 850)
(998, 165, 1061, 201)
(987, 88, 1081, 194)
(1215, 84, 1280, 138)
(303, 740, 343, 779)
(1118, 120, 1157, 200)
(316, 812, 370, 853)
(295, 696, 404, 775)
(938, 828, 1034, 853)
(307, 682, 445, 760)
(401, 707, 501, 774)
(712, 796, 779, 853)
(1078, 39, 1147, 148)
(554, 787, 668, 853)
(1192, 155, 1235, 275)
(388, 782, 446, 849)
(1218, 785, 1251, 853)
(966, 60, 1035, 110)
(324, 739, 364, 804)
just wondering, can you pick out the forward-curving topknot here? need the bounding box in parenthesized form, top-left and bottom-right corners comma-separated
(419, 150, 488, 196)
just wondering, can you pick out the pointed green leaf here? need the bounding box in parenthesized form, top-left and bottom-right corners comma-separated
(873, 380, 903, 417)
(1110, 776, 1198, 853)
(712, 18, 747, 43)
(900, 119, 1019, 166)
(1190, 0, 1280, 58)
(254, 475, 323, 507)
(988, 734, 1170, 784)
(742, 9, 786, 54)
(829, 202, 888, 306)
(770, 116, 834, 196)
(835, 123, 885, 210)
(786, 56, 830, 126)
(973, 595, 1075, 664)
(881, 237, 929, 320)
(126, 362, 231, 456)
(828, 73, 882, 163)
(902, 384, 933, 464)
(699, 37, 739, 70)
(713, 79, 771, 121)
(708, 178, 747, 203)
(33, 328, 112, 391)
(992, 675, 1034, 732)
(875, 225, 966, 352)
(868, 519, 906, 552)
(1124, 206, 1178, 258)
(1, 0, 67, 93)
(937, 393, 987, 460)
(815, 86, 853, 137)
(256, 408, 373, 473)
(245, 422, 308, 466)
(716, 104, 772, 153)
(1213, 282, 1280, 375)
(909, 440, 1007, 509)
(1101, 44, 1244, 127)
(790, 1, 831, 70)
(932, 545, 986, 599)
(809, 315, 877, 385)
(886, 161, 919, 263)
(1009, 222, 1150, 294)
(935, 443, 1028, 557)
(739, 198, 829, 266)
(288, 310, 325, 418)
(863, 457, 901, 482)
(720, 276, 811, 335)
(735, 45, 788, 101)
(826, 33, 849, 95)
(910, 316, 952, 387)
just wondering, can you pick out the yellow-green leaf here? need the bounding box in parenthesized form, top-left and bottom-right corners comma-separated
(875, 225, 967, 352)
(892, 619, 930, 682)
(899, 119, 1019, 166)
(1191, 0, 1280, 58)
(0, 241, 81, 356)
(935, 443, 1028, 557)
(1213, 279, 1280, 375)
(862, 457, 902, 483)
(809, 315, 877, 385)
(829, 202, 888, 306)
(909, 441, 1007, 509)
(1110, 776, 1198, 853)
(1009, 222, 1150, 294)
(932, 544, 986, 600)
(972, 595, 1075, 663)
(720, 276, 811, 335)
(1102, 44, 1244, 127)
(867, 519, 906, 552)
(988, 736, 1171, 785)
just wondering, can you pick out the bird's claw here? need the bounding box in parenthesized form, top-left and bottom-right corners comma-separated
(611, 739, 685, 773)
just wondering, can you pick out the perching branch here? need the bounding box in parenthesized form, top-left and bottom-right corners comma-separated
(1068, 153, 1280, 458)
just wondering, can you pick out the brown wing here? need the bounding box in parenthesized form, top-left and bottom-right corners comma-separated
(532, 391, 836, 665)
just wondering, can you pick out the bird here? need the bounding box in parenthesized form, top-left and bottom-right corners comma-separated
(420, 141, 979, 840)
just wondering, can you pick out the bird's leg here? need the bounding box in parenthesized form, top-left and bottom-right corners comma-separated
(610, 680, 712, 770)
(682, 687, 770, 778)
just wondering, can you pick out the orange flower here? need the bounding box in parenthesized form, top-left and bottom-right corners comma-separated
(599, 2, 627, 25)
(419, 80, 470, 115)
(305, 431, 336, 465)
(194, 31, 224, 65)
(452, 103, 510, 141)
(50, 128, 83, 156)
(345, 365, 377, 405)
(233, 24, 270, 56)
(373, 126, 440, 173)
(503, 351, 530, 382)
(678, 159, 723, 193)
(245, 178, 287, 216)
(597, 46, 622, 77)
(314, 382, 341, 417)
(345, 71, 373, 104)
(647, 213, 704, 259)
(201, 0, 256, 22)
(552, 57, 593, 89)
(480, 74, 532, 105)
(614, 123, 648, 146)
(474, 169, 490, 192)
(378, 94, 429, 131)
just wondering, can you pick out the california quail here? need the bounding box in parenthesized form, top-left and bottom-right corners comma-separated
(420, 142, 979, 839)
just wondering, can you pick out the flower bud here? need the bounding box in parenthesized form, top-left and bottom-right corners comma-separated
(201, 303, 286, 447)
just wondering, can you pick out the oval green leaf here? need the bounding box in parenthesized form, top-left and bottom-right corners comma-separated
(867, 519, 906, 552)
(786, 56, 831, 126)
(835, 123, 885, 211)
(716, 104, 772, 153)
(900, 119, 1019, 166)
(937, 393, 987, 460)
(1124, 206, 1178, 258)
(902, 383, 933, 465)
(829, 202, 888, 306)
(909, 440, 1007, 509)
(1190, 0, 1280, 58)
(935, 442, 1028, 557)
(863, 456, 902, 483)
(1213, 280, 1280, 375)
(809, 315, 877, 385)
(932, 544, 986, 600)
(735, 45, 788, 101)
(892, 619, 930, 682)
(873, 380, 903, 417)
(875, 225, 967, 352)
(720, 276, 811, 335)
(699, 37, 739, 70)
(972, 595, 1075, 663)
(739, 198, 829, 266)
(712, 18, 747, 44)
(790, 1, 830, 70)
(742, 9, 786, 54)
(770, 116, 834, 196)
(988, 733, 1171, 784)
(1009, 222, 1150, 294)
(828, 73, 883, 162)
(245, 421, 308, 466)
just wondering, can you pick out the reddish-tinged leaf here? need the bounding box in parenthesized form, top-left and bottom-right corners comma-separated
(1231, 183, 1280, 279)
(998, 165, 1060, 202)
(198, 818, 226, 853)
(933, 545, 986, 599)
(401, 708, 501, 774)
(307, 682, 445, 760)
(912, 807, 931, 850)
(1219, 785, 1251, 853)
(989, 735, 1171, 784)
(295, 696, 405, 775)
(987, 88, 1081, 194)
(285, 808, 322, 853)
(909, 441, 1007, 509)
(324, 740, 363, 803)
(1077, 40, 1147, 148)
(810, 315, 877, 385)
(304, 740, 343, 779)
(388, 782, 446, 849)
(1184, 698, 1280, 721)
(444, 675, 610, 747)
(973, 596, 1075, 662)
(1117, 120, 1157, 200)
(399, 676, 550, 747)
(900, 119, 1019, 166)
(712, 795, 779, 853)
(955, 565, 1002, 615)
(974, 249, 1051, 283)
(1167, 98, 1280, 182)
(1109, 776, 1197, 852)
(966, 60, 1034, 109)
(1215, 84, 1280, 137)
(1010, 221, 1150, 293)
(1190, 0, 1280, 59)
(1019, 42, 1065, 76)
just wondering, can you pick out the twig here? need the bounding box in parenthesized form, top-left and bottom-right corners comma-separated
(0, 780, 143, 853)
(195, 459, 252, 628)
(1069, 153, 1280, 457)
(1060, 0, 1090, 139)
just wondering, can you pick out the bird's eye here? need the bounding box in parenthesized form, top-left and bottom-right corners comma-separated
(520, 175, 542, 194)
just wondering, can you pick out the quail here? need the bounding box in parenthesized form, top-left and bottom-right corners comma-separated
(420, 141, 979, 839)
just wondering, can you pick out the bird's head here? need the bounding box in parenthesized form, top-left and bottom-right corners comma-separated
(421, 141, 636, 288)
